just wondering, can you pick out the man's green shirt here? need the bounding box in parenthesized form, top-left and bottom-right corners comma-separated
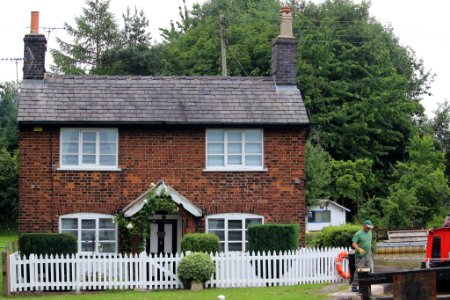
(352, 230, 372, 257)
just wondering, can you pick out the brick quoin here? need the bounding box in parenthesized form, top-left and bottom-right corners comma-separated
(18, 125, 308, 245)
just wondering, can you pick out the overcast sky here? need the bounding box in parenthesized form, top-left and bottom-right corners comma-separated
(0, 0, 448, 117)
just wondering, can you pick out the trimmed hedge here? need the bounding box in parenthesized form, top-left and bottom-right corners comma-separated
(177, 252, 215, 287)
(306, 224, 376, 251)
(248, 224, 299, 253)
(180, 233, 220, 253)
(19, 233, 77, 257)
(319, 224, 361, 247)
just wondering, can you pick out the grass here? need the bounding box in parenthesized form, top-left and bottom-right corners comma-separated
(0, 229, 344, 299)
(4, 284, 338, 300)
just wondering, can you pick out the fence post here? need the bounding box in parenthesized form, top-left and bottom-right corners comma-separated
(2, 245, 11, 297)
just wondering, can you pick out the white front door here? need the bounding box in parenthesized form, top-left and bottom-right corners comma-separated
(149, 219, 177, 254)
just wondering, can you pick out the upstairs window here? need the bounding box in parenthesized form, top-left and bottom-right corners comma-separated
(206, 129, 264, 171)
(60, 128, 118, 170)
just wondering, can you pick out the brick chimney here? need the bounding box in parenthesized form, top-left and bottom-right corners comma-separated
(23, 11, 47, 80)
(271, 7, 297, 86)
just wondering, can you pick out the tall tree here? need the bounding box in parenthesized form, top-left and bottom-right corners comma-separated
(0, 148, 18, 227)
(382, 135, 449, 228)
(121, 6, 152, 47)
(429, 100, 450, 180)
(160, 0, 279, 76)
(0, 82, 18, 153)
(296, 0, 432, 170)
(306, 141, 332, 205)
(50, 0, 119, 74)
(94, 6, 163, 75)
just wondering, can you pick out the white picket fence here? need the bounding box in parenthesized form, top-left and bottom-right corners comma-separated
(9, 247, 350, 293)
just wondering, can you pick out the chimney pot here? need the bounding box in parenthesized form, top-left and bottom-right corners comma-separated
(271, 6, 298, 86)
(30, 11, 39, 34)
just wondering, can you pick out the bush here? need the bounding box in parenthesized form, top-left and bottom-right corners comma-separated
(177, 252, 215, 287)
(320, 224, 361, 247)
(247, 224, 299, 253)
(180, 233, 220, 253)
(19, 233, 77, 257)
(305, 231, 322, 247)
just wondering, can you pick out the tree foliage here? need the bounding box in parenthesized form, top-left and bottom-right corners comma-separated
(297, 0, 431, 169)
(0, 148, 18, 227)
(306, 141, 331, 204)
(51, 0, 119, 74)
(0, 82, 18, 152)
(382, 135, 449, 228)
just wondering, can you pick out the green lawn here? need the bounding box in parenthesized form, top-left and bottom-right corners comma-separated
(1, 229, 345, 299)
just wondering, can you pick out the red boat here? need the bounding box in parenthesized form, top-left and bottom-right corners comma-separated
(424, 227, 450, 268)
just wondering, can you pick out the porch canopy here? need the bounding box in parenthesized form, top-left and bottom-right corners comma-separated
(122, 180, 203, 217)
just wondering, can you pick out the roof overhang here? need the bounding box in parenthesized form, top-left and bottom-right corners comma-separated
(122, 180, 203, 218)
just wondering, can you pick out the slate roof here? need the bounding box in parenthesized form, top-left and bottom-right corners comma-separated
(18, 74, 309, 125)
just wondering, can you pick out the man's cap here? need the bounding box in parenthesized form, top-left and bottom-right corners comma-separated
(364, 220, 374, 228)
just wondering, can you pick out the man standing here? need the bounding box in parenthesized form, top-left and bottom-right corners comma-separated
(351, 220, 374, 292)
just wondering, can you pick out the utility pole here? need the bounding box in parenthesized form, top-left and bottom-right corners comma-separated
(219, 14, 227, 76)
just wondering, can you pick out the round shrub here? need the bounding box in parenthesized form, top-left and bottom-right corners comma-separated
(177, 252, 215, 287)
(180, 233, 220, 253)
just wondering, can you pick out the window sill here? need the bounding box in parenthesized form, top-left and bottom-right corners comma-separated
(57, 167, 121, 172)
(203, 167, 268, 172)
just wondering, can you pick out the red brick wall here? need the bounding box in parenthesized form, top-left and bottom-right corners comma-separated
(19, 125, 307, 244)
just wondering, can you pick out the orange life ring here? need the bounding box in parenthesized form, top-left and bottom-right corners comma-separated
(336, 251, 350, 279)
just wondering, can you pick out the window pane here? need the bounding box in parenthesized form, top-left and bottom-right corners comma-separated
(62, 130, 79, 142)
(228, 243, 242, 251)
(324, 211, 331, 222)
(81, 242, 94, 252)
(210, 230, 225, 241)
(228, 143, 242, 154)
(245, 131, 262, 142)
(228, 231, 242, 241)
(207, 143, 224, 154)
(100, 242, 116, 253)
(62, 218, 78, 230)
(207, 131, 224, 142)
(82, 143, 96, 154)
(62, 143, 79, 153)
(82, 132, 96, 142)
(245, 155, 262, 166)
(81, 230, 95, 241)
(62, 155, 78, 165)
(208, 219, 224, 230)
(100, 131, 116, 143)
(228, 220, 242, 229)
(82, 220, 95, 229)
(99, 218, 115, 229)
(228, 155, 242, 165)
(100, 155, 116, 166)
(245, 218, 263, 228)
(228, 132, 241, 142)
(99, 230, 116, 241)
(207, 155, 224, 166)
(100, 143, 116, 155)
(308, 211, 314, 222)
(82, 155, 96, 164)
(245, 143, 262, 154)
(316, 212, 323, 222)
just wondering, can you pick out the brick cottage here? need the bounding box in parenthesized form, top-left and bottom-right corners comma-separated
(18, 8, 309, 254)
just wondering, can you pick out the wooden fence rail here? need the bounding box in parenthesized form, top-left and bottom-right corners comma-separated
(6, 247, 350, 294)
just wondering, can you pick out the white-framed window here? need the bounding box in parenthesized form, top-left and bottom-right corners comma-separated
(60, 213, 117, 253)
(60, 128, 119, 170)
(308, 210, 331, 223)
(205, 129, 264, 171)
(206, 213, 264, 252)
